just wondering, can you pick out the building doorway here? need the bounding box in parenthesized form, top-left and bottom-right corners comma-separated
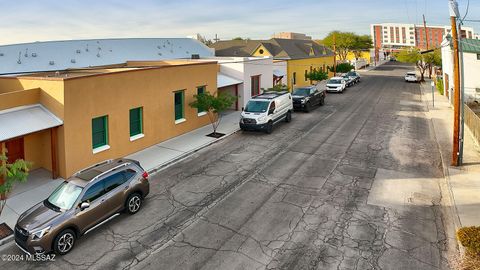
(5, 137, 24, 163)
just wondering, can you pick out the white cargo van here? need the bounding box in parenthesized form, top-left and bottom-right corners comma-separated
(240, 91, 293, 134)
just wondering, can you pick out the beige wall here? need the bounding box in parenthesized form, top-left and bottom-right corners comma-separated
(24, 130, 52, 171)
(61, 63, 217, 177)
(0, 88, 40, 111)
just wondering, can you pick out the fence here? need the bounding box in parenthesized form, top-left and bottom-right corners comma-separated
(464, 104, 480, 145)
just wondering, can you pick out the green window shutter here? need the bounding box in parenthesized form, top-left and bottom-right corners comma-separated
(92, 116, 108, 149)
(129, 107, 143, 137)
(174, 91, 184, 120)
(197, 86, 206, 113)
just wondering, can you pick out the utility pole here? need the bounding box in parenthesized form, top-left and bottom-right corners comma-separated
(449, 0, 461, 166)
(333, 33, 337, 76)
(423, 14, 429, 50)
(213, 34, 219, 43)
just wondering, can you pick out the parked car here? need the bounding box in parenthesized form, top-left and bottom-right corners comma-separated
(346, 71, 361, 83)
(405, 72, 418, 82)
(341, 74, 355, 87)
(292, 85, 326, 112)
(326, 77, 347, 93)
(15, 159, 149, 255)
(240, 91, 293, 134)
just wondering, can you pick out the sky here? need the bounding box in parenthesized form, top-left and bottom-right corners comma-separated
(0, 0, 479, 45)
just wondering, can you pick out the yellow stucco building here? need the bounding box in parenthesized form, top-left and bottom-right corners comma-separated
(346, 51, 372, 64)
(0, 60, 217, 178)
(211, 38, 335, 90)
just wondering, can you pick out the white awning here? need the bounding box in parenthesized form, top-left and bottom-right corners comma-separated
(273, 69, 286, 77)
(217, 73, 243, 88)
(0, 104, 63, 142)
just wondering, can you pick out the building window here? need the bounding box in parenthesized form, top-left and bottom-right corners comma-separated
(129, 107, 143, 137)
(292, 72, 297, 85)
(477, 54, 480, 60)
(259, 49, 264, 54)
(197, 86, 206, 114)
(92, 115, 108, 149)
(174, 90, 185, 122)
(251, 75, 260, 96)
(304, 70, 308, 81)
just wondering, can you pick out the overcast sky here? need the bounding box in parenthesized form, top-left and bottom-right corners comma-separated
(0, 0, 478, 45)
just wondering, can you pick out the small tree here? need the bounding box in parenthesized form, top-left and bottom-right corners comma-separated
(189, 92, 236, 135)
(330, 63, 354, 74)
(395, 48, 436, 82)
(306, 70, 328, 82)
(0, 152, 31, 218)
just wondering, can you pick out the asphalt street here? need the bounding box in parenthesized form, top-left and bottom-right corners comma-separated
(0, 62, 450, 270)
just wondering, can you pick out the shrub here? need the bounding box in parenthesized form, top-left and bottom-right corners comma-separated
(436, 78, 444, 95)
(329, 63, 355, 74)
(457, 226, 480, 255)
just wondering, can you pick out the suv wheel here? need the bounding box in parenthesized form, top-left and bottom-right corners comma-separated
(305, 102, 311, 113)
(285, 111, 292, 123)
(265, 121, 273, 134)
(126, 193, 142, 214)
(54, 229, 76, 255)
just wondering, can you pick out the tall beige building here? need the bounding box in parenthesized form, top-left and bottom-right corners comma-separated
(272, 32, 312, 40)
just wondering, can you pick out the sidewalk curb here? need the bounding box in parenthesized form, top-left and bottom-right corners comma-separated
(0, 234, 13, 247)
(147, 128, 241, 175)
(418, 81, 465, 257)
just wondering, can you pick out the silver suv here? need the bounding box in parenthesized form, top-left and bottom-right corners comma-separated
(15, 159, 150, 255)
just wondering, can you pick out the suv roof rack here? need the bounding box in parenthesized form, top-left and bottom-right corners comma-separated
(91, 162, 131, 182)
(253, 91, 289, 100)
(73, 159, 114, 176)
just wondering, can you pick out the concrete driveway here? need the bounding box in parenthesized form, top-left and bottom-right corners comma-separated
(0, 62, 450, 270)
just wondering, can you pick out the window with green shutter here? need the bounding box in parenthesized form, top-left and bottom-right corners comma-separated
(92, 116, 108, 149)
(197, 86, 206, 113)
(174, 91, 184, 121)
(129, 107, 143, 137)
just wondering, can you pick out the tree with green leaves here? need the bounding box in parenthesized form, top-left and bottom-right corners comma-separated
(352, 35, 373, 59)
(189, 92, 236, 136)
(322, 32, 372, 61)
(0, 152, 31, 217)
(329, 63, 355, 74)
(306, 70, 329, 82)
(395, 48, 441, 82)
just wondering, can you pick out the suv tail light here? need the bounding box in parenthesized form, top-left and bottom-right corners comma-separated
(142, 171, 149, 180)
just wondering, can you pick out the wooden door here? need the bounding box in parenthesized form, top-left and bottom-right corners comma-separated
(5, 137, 24, 163)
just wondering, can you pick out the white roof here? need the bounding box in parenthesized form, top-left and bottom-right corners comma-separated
(0, 38, 214, 74)
(0, 104, 63, 141)
(217, 73, 243, 88)
(273, 69, 286, 77)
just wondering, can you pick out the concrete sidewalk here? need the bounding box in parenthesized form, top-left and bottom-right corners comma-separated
(0, 111, 241, 245)
(127, 111, 241, 173)
(420, 80, 480, 236)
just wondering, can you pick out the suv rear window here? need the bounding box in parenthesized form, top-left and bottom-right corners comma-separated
(104, 169, 137, 192)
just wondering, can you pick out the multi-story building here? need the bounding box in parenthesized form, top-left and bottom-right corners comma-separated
(272, 32, 312, 40)
(371, 23, 475, 52)
(211, 38, 334, 89)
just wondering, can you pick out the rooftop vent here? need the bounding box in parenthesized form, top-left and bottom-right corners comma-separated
(49, 60, 55, 65)
(96, 53, 100, 57)
(191, 54, 200, 59)
(0, 52, 4, 56)
(76, 49, 81, 54)
(158, 52, 162, 56)
(71, 59, 76, 63)
(31, 53, 37, 57)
